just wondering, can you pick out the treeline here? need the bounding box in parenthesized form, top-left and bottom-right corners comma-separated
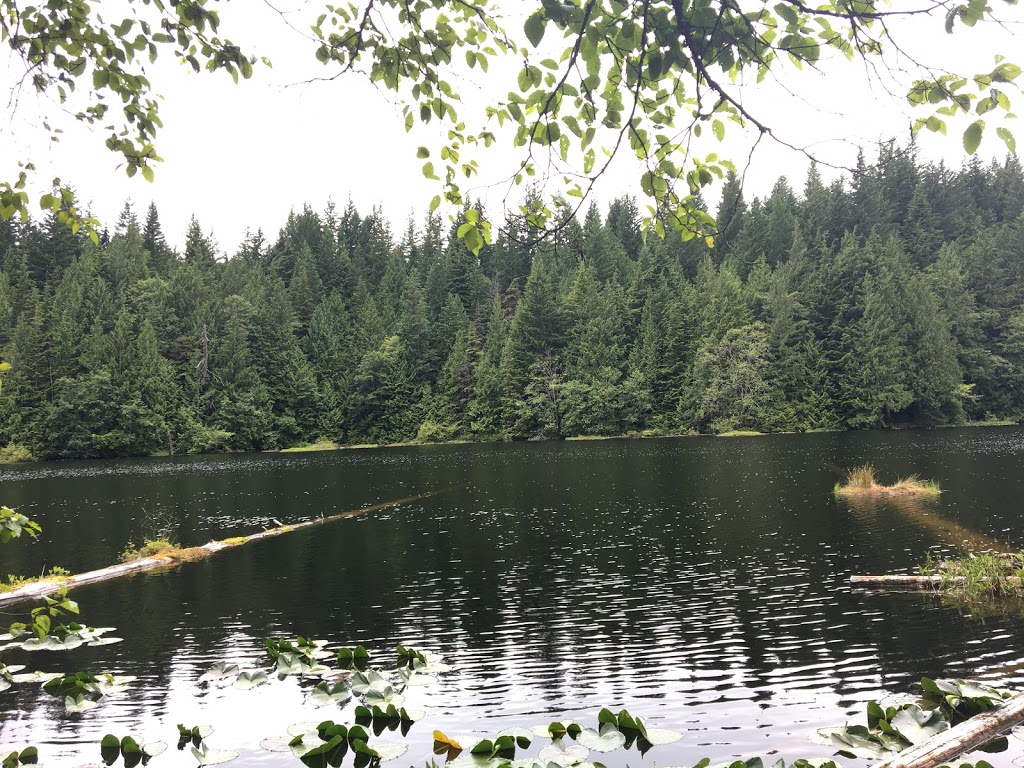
(1, 142, 1024, 459)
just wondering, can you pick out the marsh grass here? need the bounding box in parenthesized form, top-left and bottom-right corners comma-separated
(716, 430, 764, 437)
(920, 551, 1024, 611)
(835, 464, 941, 497)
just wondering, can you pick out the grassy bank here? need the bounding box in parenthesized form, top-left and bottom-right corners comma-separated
(835, 465, 941, 498)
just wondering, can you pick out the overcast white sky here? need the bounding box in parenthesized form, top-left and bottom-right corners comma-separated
(1, 1, 1022, 254)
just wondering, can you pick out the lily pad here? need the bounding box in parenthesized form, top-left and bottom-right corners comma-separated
(65, 693, 98, 712)
(199, 662, 241, 683)
(497, 727, 534, 748)
(87, 637, 124, 647)
(22, 634, 83, 652)
(287, 722, 322, 738)
(143, 741, 168, 758)
(310, 681, 350, 706)
(260, 736, 294, 753)
(10, 670, 61, 685)
(233, 670, 268, 690)
(539, 739, 590, 767)
(191, 744, 239, 765)
(373, 743, 409, 762)
(577, 724, 626, 753)
(640, 727, 683, 746)
(890, 705, 949, 745)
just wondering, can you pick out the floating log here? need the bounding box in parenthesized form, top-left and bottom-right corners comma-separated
(850, 574, 1023, 591)
(873, 691, 1024, 768)
(0, 490, 444, 610)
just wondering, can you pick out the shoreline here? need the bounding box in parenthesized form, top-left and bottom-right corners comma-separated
(0, 419, 1020, 465)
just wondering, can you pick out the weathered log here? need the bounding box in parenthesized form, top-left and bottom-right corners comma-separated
(850, 574, 1024, 591)
(0, 490, 443, 610)
(851, 575, 947, 590)
(873, 691, 1024, 768)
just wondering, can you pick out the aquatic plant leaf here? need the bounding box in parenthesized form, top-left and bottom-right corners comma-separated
(143, 741, 168, 758)
(9, 671, 60, 684)
(0, 678, 9, 692)
(809, 729, 845, 746)
(532, 723, 581, 740)
(310, 681, 350, 706)
(498, 728, 534, 748)
(87, 637, 124, 647)
(191, 744, 239, 765)
(577, 724, 626, 753)
(199, 662, 241, 683)
(396, 667, 436, 686)
(373, 744, 408, 762)
(641, 727, 683, 746)
(95, 674, 137, 693)
(448, 755, 507, 768)
(65, 693, 97, 712)
(287, 723, 323, 738)
(890, 706, 948, 744)
(539, 739, 590, 767)
(829, 728, 894, 760)
(1012, 726, 1024, 742)
(22, 634, 83, 652)
(231, 670, 267, 690)
(364, 685, 404, 709)
(260, 737, 293, 752)
(351, 670, 389, 694)
(413, 658, 452, 674)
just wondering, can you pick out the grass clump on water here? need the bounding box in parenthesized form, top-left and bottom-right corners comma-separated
(834, 464, 941, 497)
(920, 550, 1024, 606)
(120, 538, 181, 562)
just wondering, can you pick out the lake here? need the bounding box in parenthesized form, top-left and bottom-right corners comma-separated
(2, 428, 1024, 768)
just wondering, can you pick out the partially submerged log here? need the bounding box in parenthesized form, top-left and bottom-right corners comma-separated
(851, 575, 948, 590)
(0, 490, 443, 609)
(851, 575, 1023, 591)
(873, 691, 1024, 768)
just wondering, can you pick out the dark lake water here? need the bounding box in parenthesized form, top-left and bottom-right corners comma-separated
(2, 429, 1024, 768)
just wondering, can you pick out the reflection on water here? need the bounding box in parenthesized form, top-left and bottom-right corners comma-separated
(1, 429, 1024, 767)
(839, 494, 1009, 552)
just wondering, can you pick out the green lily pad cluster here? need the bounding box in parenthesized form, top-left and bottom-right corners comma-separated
(100, 734, 168, 767)
(812, 678, 1014, 760)
(0, 747, 37, 768)
(430, 708, 683, 768)
(337, 645, 371, 670)
(40, 671, 136, 712)
(262, 721, 408, 768)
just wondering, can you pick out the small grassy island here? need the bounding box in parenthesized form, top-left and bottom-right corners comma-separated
(834, 465, 941, 498)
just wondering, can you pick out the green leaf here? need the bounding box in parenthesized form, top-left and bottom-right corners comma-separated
(416, 147, 430, 159)
(997, 126, 1016, 153)
(963, 120, 984, 154)
(524, 12, 546, 48)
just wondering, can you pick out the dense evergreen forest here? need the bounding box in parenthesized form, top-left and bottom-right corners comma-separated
(1, 143, 1024, 460)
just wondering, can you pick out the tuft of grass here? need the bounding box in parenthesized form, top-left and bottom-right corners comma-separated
(0, 566, 72, 592)
(835, 464, 941, 497)
(716, 430, 763, 437)
(120, 537, 180, 562)
(920, 550, 1024, 609)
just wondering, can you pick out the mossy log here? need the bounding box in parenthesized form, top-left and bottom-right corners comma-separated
(873, 691, 1024, 768)
(850, 575, 1024, 591)
(0, 490, 442, 609)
